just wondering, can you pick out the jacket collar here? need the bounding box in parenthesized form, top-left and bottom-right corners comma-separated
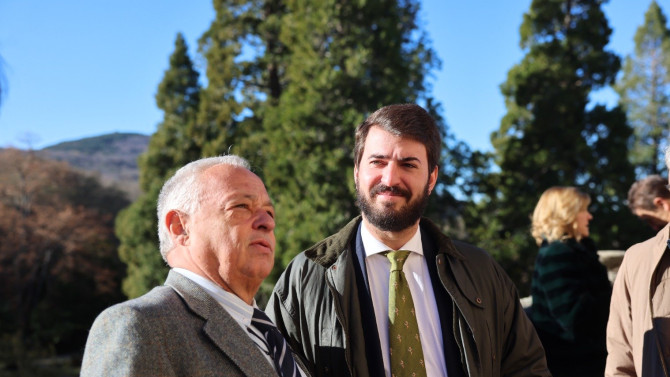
(651, 223, 670, 276)
(164, 270, 278, 377)
(307, 215, 465, 267)
(419, 216, 466, 260)
(650, 223, 670, 264)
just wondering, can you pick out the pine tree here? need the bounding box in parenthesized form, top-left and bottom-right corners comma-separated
(616, 0, 670, 176)
(259, 0, 451, 273)
(470, 0, 641, 295)
(191, 0, 458, 275)
(194, 0, 276, 160)
(116, 33, 201, 298)
(117, 0, 466, 294)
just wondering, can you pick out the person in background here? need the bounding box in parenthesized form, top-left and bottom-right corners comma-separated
(606, 151, 670, 377)
(528, 186, 612, 376)
(266, 103, 549, 377)
(81, 155, 303, 377)
(627, 174, 670, 231)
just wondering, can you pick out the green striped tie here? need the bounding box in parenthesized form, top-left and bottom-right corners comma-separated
(386, 250, 427, 377)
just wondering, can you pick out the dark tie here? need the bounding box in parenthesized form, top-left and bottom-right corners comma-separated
(249, 308, 298, 377)
(386, 250, 427, 377)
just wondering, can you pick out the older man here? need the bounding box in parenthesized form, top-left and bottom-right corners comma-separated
(81, 155, 301, 377)
(606, 154, 670, 376)
(266, 104, 549, 377)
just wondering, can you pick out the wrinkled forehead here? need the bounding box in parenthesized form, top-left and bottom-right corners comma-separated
(200, 165, 268, 198)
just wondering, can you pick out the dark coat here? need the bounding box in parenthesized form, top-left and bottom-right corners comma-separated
(530, 237, 612, 377)
(266, 216, 550, 377)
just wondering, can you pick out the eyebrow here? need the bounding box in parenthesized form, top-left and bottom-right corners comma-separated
(236, 193, 275, 208)
(367, 154, 422, 163)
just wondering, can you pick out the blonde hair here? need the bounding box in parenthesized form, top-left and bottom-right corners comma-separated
(531, 186, 591, 245)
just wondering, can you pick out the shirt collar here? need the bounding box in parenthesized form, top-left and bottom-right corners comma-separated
(360, 222, 423, 257)
(172, 268, 256, 326)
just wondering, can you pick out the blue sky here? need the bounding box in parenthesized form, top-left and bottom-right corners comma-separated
(0, 0, 666, 152)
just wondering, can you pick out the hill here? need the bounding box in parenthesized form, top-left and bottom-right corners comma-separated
(40, 132, 149, 200)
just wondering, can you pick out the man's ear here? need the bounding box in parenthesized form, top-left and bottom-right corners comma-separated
(165, 210, 189, 245)
(428, 166, 438, 195)
(653, 197, 670, 212)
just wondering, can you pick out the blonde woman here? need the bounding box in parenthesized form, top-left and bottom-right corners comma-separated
(529, 187, 611, 377)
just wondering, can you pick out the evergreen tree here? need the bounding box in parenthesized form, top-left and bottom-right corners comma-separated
(261, 0, 446, 272)
(194, 0, 277, 160)
(616, 0, 670, 176)
(116, 33, 201, 298)
(117, 0, 467, 294)
(470, 0, 640, 295)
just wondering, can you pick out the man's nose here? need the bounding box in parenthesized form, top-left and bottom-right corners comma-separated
(254, 210, 275, 231)
(380, 163, 401, 187)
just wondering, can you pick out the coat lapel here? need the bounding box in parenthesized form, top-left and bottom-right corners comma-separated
(164, 271, 278, 377)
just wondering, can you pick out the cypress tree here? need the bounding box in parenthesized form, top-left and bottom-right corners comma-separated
(471, 0, 640, 294)
(116, 33, 201, 298)
(616, 0, 670, 176)
(117, 0, 466, 294)
(194, 0, 277, 160)
(260, 0, 450, 273)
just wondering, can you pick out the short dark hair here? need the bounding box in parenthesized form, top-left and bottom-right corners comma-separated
(627, 175, 670, 211)
(354, 104, 441, 173)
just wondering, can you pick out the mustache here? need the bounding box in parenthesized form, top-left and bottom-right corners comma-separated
(370, 184, 411, 199)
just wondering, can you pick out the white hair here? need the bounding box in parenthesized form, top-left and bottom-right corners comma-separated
(156, 155, 251, 261)
(666, 144, 670, 170)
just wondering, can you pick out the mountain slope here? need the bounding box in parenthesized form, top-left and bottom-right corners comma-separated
(40, 132, 149, 200)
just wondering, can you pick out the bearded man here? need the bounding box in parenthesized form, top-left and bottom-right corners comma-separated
(266, 104, 550, 377)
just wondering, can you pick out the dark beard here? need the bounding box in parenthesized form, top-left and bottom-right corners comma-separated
(356, 181, 430, 232)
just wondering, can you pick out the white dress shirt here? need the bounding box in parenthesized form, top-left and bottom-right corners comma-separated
(360, 223, 448, 377)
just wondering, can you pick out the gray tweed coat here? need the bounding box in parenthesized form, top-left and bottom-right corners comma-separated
(80, 270, 279, 377)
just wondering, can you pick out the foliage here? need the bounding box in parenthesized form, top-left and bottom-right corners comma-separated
(119, 0, 467, 291)
(258, 0, 451, 274)
(115, 185, 168, 299)
(116, 33, 201, 298)
(0, 149, 127, 370)
(467, 0, 649, 296)
(615, 0, 670, 176)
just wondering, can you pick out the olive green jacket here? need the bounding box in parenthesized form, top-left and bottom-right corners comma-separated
(266, 216, 549, 377)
